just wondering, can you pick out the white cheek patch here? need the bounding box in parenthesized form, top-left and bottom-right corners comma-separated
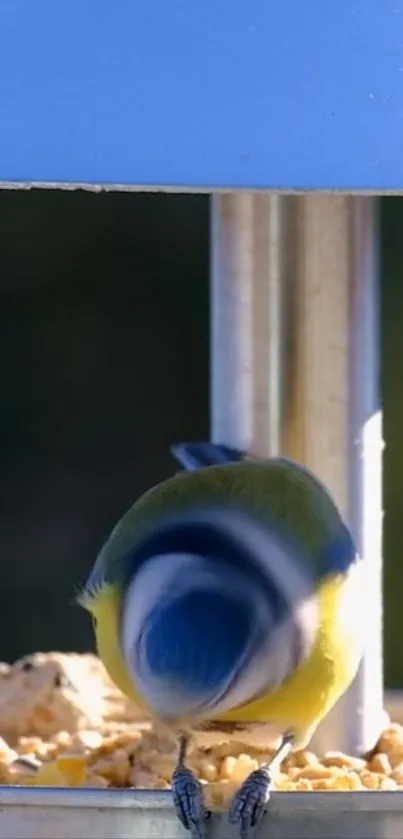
(198, 511, 316, 608)
(121, 552, 203, 673)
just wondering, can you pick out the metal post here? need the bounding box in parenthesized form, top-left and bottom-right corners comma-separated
(210, 192, 383, 756)
(211, 193, 295, 456)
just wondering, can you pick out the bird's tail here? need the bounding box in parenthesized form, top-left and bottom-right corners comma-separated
(171, 441, 247, 472)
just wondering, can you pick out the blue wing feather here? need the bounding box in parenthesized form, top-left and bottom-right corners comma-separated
(171, 441, 246, 471)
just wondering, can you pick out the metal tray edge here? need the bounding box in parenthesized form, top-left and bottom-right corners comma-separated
(0, 787, 403, 813)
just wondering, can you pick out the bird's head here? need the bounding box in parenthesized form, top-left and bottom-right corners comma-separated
(120, 510, 318, 722)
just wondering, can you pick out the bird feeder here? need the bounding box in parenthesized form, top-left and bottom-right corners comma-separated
(0, 1, 399, 836)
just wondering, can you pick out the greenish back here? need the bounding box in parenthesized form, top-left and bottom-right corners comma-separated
(84, 458, 355, 597)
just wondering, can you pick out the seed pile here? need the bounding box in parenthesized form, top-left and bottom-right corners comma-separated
(2, 723, 403, 803)
(1, 653, 402, 804)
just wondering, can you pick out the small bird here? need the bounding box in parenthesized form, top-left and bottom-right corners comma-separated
(79, 442, 364, 839)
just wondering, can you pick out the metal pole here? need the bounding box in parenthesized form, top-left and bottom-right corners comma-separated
(210, 192, 383, 756)
(347, 198, 384, 754)
(211, 193, 295, 456)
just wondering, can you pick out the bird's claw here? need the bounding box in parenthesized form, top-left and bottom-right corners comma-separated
(229, 767, 271, 839)
(172, 764, 211, 839)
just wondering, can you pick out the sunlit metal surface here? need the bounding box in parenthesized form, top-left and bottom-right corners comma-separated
(211, 193, 382, 756)
(1, 787, 403, 839)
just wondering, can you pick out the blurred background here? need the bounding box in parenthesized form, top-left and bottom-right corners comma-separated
(0, 191, 400, 689)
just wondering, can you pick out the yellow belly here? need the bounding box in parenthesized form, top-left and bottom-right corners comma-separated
(90, 583, 150, 711)
(218, 562, 364, 746)
(90, 561, 364, 748)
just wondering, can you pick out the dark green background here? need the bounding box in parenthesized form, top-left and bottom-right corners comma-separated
(0, 192, 400, 688)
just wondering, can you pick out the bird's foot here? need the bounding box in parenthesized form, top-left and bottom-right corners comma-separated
(172, 764, 211, 839)
(228, 766, 271, 839)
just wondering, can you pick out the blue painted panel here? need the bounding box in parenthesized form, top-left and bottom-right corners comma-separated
(0, 1, 403, 190)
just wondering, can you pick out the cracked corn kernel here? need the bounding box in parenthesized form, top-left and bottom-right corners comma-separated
(220, 756, 237, 780)
(71, 730, 104, 752)
(321, 751, 366, 771)
(384, 747, 403, 768)
(25, 755, 87, 787)
(56, 755, 87, 785)
(229, 755, 259, 785)
(294, 764, 344, 781)
(145, 754, 176, 782)
(293, 778, 313, 791)
(198, 759, 218, 782)
(391, 762, 403, 784)
(367, 753, 392, 775)
(220, 754, 259, 784)
(376, 725, 403, 753)
(288, 750, 318, 769)
(360, 770, 383, 789)
(91, 750, 130, 786)
(127, 768, 170, 789)
(51, 731, 72, 749)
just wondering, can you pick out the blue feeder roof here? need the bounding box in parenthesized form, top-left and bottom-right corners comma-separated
(0, 0, 402, 191)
